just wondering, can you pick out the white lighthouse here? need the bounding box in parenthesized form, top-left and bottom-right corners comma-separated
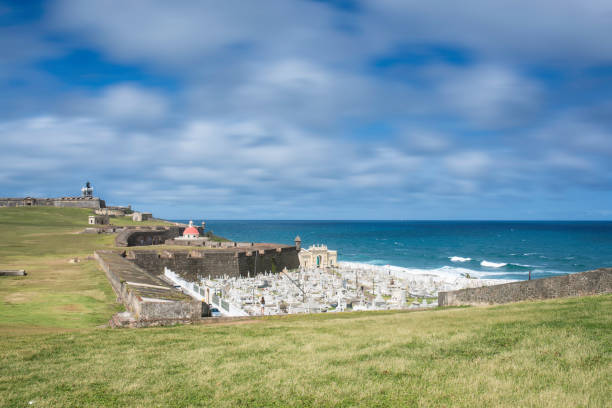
(81, 181, 94, 198)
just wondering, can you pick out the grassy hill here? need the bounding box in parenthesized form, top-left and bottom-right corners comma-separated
(0, 207, 175, 330)
(0, 207, 121, 330)
(0, 207, 610, 407)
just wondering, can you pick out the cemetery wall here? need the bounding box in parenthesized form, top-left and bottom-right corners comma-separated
(438, 268, 612, 306)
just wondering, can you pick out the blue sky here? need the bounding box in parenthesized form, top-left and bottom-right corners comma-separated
(1, 0, 611, 220)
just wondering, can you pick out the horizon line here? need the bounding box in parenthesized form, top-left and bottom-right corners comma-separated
(167, 218, 612, 222)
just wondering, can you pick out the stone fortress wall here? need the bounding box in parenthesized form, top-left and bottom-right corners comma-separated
(126, 246, 300, 282)
(1, 182, 107, 209)
(164, 238, 268, 249)
(0, 197, 105, 209)
(438, 268, 612, 306)
(116, 223, 300, 281)
(115, 226, 185, 247)
(95, 250, 201, 326)
(95, 205, 132, 216)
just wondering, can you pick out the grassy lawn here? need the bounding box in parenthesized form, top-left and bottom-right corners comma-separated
(108, 216, 174, 227)
(1, 296, 610, 407)
(0, 207, 122, 330)
(1, 207, 610, 407)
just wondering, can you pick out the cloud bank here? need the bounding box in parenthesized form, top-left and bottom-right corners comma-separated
(0, 0, 611, 219)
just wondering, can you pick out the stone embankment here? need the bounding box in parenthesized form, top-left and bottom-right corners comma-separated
(438, 268, 612, 306)
(94, 250, 201, 326)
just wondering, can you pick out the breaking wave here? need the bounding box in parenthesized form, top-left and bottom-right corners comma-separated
(448, 256, 530, 269)
(363, 259, 391, 266)
(480, 260, 507, 268)
(449, 256, 472, 262)
(339, 261, 519, 282)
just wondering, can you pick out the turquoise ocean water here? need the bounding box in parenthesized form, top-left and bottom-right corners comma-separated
(176, 220, 612, 281)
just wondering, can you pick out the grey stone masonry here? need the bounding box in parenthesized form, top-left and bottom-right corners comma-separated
(438, 268, 612, 306)
(125, 246, 300, 282)
(0, 196, 105, 209)
(94, 250, 201, 322)
(115, 226, 183, 247)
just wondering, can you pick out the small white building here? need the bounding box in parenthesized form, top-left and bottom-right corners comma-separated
(132, 212, 152, 222)
(88, 215, 109, 225)
(298, 244, 338, 268)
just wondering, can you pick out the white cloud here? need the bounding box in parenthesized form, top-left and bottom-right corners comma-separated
(49, 0, 348, 66)
(438, 66, 542, 128)
(444, 151, 492, 177)
(0, 112, 609, 217)
(544, 151, 593, 171)
(534, 115, 612, 156)
(1, 1, 611, 218)
(363, 0, 612, 64)
(96, 84, 168, 123)
(401, 130, 451, 153)
(49, 0, 612, 69)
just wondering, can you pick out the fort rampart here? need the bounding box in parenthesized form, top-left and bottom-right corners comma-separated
(126, 246, 300, 282)
(438, 268, 612, 306)
(0, 197, 105, 209)
(114, 226, 184, 246)
(94, 250, 200, 322)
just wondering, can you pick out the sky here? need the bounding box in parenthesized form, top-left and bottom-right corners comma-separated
(1, 0, 611, 220)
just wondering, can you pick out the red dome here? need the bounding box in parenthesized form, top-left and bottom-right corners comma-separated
(183, 226, 200, 236)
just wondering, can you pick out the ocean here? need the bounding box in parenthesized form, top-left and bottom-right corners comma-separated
(176, 220, 612, 281)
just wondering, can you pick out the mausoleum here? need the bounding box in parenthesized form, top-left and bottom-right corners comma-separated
(298, 244, 338, 268)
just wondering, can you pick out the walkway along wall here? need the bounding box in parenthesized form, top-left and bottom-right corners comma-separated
(94, 250, 201, 322)
(438, 268, 612, 306)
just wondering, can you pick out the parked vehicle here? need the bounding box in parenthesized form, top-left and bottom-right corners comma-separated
(210, 307, 221, 317)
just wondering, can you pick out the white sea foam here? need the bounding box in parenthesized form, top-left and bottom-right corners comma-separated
(450, 256, 472, 262)
(364, 259, 390, 266)
(338, 261, 516, 295)
(480, 260, 507, 268)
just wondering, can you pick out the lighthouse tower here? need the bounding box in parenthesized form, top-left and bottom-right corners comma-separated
(81, 181, 94, 198)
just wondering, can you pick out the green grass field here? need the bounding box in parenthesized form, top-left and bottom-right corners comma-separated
(107, 215, 175, 227)
(0, 207, 121, 331)
(1, 207, 610, 407)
